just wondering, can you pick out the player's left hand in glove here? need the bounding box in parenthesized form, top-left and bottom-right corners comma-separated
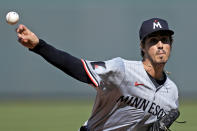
(149, 108, 180, 131)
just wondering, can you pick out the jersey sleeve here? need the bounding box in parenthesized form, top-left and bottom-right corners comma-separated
(81, 57, 125, 88)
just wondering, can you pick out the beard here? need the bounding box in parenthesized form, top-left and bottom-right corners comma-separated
(156, 55, 168, 64)
(147, 52, 169, 65)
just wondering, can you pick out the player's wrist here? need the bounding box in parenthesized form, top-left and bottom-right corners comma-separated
(29, 39, 46, 52)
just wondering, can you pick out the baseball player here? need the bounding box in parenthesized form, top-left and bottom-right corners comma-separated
(16, 18, 180, 131)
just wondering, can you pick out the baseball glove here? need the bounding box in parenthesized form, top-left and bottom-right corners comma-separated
(149, 109, 180, 131)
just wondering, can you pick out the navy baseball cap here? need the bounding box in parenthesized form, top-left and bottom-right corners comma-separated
(139, 18, 174, 41)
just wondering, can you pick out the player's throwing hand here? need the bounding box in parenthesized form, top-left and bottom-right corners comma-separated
(16, 24, 39, 49)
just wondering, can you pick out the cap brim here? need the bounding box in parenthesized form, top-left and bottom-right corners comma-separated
(141, 29, 174, 41)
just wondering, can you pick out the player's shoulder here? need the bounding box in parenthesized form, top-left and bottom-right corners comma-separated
(108, 57, 124, 63)
(166, 76, 179, 92)
(116, 57, 140, 64)
(166, 77, 179, 103)
(166, 77, 178, 87)
(110, 57, 142, 67)
(119, 58, 142, 68)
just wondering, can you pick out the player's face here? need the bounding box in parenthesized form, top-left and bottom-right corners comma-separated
(142, 33, 172, 64)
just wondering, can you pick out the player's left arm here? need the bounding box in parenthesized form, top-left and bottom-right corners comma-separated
(149, 84, 180, 131)
(148, 108, 180, 131)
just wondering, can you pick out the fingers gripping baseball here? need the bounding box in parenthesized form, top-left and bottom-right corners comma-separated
(16, 24, 39, 49)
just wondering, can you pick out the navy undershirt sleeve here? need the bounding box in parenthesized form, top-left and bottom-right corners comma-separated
(29, 39, 92, 84)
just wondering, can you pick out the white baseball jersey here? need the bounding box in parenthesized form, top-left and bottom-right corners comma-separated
(81, 57, 179, 131)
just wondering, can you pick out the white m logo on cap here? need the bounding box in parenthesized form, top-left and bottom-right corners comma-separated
(153, 22, 162, 29)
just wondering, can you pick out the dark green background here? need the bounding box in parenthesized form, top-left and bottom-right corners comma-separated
(0, 0, 196, 99)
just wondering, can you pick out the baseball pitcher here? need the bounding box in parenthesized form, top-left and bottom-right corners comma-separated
(16, 18, 180, 131)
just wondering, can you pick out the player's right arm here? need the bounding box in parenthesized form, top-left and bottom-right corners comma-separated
(16, 24, 92, 84)
(16, 24, 125, 88)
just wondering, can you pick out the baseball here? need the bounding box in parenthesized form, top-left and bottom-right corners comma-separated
(6, 11, 19, 25)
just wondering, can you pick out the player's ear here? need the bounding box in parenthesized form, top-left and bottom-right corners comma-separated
(140, 41, 145, 52)
(169, 35, 174, 48)
(140, 42, 143, 50)
(140, 41, 145, 58)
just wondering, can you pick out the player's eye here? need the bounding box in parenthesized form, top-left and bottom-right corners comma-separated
(149, 38, 159, 45)
(161, 37, 170, 44)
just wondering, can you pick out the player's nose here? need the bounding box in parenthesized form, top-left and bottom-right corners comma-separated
(157, 41, 163, 49)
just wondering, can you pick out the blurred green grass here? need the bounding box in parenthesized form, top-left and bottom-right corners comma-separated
(0, 100, 93, 131)
(0, 100, 196, 131)
(171, 100, 197, 131)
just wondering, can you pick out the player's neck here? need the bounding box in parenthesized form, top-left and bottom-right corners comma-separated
(142, 59, 165, 80)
